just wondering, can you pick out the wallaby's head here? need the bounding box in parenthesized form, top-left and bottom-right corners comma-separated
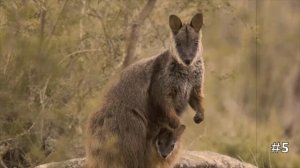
(169, 13, 203, 66)
(155, 125, 186, 159)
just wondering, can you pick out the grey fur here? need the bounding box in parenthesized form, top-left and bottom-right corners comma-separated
(86, 13, 205, 168)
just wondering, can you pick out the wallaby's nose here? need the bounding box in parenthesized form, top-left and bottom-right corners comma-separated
(184, 59, 191, 65)
(162, 153, 168, 158)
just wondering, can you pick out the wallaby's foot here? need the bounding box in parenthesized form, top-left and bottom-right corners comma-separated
(193, 112, 204, 124)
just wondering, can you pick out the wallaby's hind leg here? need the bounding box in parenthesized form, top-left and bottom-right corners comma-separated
(118, 111, 147, 168)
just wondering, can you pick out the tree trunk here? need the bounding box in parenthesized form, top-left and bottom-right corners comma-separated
(122, 0, 157, 68)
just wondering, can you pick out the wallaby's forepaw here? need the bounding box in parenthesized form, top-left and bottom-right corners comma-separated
(193, 112, 204, 124)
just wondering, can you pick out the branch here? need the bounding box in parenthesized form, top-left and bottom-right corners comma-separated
(122, 0, 157, 68)
(39, 0, 47, 52)
(0, 158, 8, 168)
(47, 0, 69, 41)
(79, 0, 86, 49)
(0, 122, 35, 144)
(0, 75, 51, 144)
(87, 8, 115, 56)
(58, 49, 102, 65)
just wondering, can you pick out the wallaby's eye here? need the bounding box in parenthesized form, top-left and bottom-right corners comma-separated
(170, 143, 175, 149)
(194, 41, 198, 46)
(176, 42, 181, 47)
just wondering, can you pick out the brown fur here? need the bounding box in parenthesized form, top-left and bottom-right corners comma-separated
(85, 13, 204, 168)
(145, 125, 185, 168)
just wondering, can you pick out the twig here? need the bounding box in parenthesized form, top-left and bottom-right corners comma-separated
(0, 122, 36, 144)
(87, 8, 115, 56)
(0, 158, 8, 168)
(79, 0, 86, 49)
(0, 76, 51, 144)
(2, 49, 12, 76)
(47, 0, 69, 41)
(39, 76, 51, 142)
(58, 49, 102, 65)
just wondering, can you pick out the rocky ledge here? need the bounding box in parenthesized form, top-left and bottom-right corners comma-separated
(35, 151, 257, 168)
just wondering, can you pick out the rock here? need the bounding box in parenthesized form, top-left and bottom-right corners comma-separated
(35, 158, 85, 168)
(35, 151, 257, 168)
(175, 151, 256, 168)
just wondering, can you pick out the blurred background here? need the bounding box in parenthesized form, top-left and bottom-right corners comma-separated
(0, 0, 299, 167)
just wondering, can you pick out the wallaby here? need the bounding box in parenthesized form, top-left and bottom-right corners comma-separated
(148, 13, 205, 129)
(145, 124, 186, 168)
(86, 13, 204, 168)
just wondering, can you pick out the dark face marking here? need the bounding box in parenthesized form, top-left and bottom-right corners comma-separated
(174, 25, 199, 65)
(156, 129, 176, 159)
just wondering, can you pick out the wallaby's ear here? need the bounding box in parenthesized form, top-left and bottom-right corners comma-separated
(169, 15, 182, 34)
(190, 13, 203, 32)
(175, 124, 186, 138)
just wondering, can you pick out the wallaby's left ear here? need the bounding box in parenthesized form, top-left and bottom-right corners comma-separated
(175, 124, 186, 138)
(190, 13, 203, 32)
(169, 15, 182, 34)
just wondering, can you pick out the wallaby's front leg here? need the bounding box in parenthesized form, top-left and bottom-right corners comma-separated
(165, 107, 180, 129)
(153, 102, 180, 129)
(158, 96, 180, 129)
(149, 83, 180, 129)
(189, 86, 204, 124)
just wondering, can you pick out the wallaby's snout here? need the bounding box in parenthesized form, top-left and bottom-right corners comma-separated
(183, 58, 192, 65)
(161, 152, 168, 159)
(159, 141, 175, 159)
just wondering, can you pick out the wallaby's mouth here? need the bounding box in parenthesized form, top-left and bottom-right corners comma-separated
(183, 59, 192, 65)
(160, 151, 172, 160)
(161, 153, 168, 159)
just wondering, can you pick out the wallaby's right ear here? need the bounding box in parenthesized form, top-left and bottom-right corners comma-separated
(169, 15, 182, 34)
